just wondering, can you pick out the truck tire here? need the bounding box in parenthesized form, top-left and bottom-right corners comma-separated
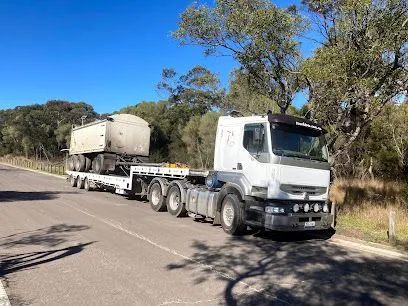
(84, 177, 91, 191)
(149, 182, 166, 212)
(166, 185, 187, 217)
(75, 154, 86, 172)
(85, 156, 92, 172)
(68, 156, 75, 171)
(94, 154, 105, 174)
(77, 176, 84, 189)
(69, 174, 77, 187)
(220, 194, 246, 235)
(72, 155, 79, 171)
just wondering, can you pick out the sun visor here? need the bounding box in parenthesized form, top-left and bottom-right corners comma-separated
(267, 113, 327, 134)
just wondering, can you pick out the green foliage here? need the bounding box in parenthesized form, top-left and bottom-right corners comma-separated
(158, 65, 225, 113)
(174, 0, 307, 113)
(0, 101, 97, 159)
(182, 112, 221, 168)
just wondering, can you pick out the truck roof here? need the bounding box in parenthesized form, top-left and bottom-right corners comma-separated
(218, 114, 326, 134)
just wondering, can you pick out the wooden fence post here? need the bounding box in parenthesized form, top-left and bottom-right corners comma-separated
(331, 201, 336, 228)
(388, 210, 396, 244)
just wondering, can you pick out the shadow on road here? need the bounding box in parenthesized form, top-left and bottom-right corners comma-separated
(0, 224, 90, 249)
(0, 224, 94, 279)
(0, 242, 94, 277)
(0, 191, 78, 202)
(167, 235, 408, 305)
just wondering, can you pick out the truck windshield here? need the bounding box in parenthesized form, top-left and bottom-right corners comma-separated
(271, 123, 328, 162)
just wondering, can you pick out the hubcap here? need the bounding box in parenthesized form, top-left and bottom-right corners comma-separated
(222, 201, 234, 227)
(151, 188, 160, 206)
(169, 192, 180, 211)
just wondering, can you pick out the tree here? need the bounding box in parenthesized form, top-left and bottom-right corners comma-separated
(174, 0, 307, 113)
(0, 101, 98, 159)
(224, 69, 303, 115)
(182, 112, 221, 168)
(156, 66, 224, 163)
(301, 0, 408, 172)
(158, 65, 224, 114)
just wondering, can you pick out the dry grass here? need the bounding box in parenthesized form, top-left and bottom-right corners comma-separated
(330, 179, 408, 249)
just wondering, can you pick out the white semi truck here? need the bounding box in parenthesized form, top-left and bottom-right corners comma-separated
(67, 112, 333, 235)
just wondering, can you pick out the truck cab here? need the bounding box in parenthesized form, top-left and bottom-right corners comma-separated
(211, 113, 332, 233)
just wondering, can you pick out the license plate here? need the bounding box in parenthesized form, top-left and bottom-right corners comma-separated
(304, 221, 315, 227)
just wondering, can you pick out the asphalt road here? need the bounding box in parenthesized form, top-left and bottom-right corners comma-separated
(0, 164, 407, 306)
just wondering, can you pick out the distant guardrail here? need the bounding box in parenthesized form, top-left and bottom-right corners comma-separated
(0, 157, 66, 175)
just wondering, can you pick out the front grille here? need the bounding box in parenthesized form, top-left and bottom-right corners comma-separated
(280, 184, 327, 196)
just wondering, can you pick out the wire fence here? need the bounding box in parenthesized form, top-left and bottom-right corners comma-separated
(0, 157, 66, 175)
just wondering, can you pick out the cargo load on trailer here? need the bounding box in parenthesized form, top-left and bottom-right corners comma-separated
(68, 114, 150, 174)
(66, 112, 335, 235)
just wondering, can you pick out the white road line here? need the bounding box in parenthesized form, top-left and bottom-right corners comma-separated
(64, 203, 290, 305)
(0, 280, 11, 306)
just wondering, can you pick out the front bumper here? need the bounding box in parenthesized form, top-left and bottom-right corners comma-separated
(264, 212, 333, 231)
(245, 197, 333, 231)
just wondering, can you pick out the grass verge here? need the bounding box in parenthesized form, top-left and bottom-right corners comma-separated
(331, 179, 408, 251)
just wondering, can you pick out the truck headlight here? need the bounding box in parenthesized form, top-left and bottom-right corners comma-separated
(265, 206, 285, 214)
(313, 203, 320, 212)
(303, 203, 310, 212)
(323, 203, 329, 213)
(293, 204, 300, 213)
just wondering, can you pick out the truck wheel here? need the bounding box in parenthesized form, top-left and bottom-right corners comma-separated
(94, 154, 105, 174)
(68, 156, 75, 171)
(84, 177, 91, 191)
(77, 176, 84, 189)
(69, 174, 77, 187)
(75, 154, 86, 172)
(149, 182, 166, 212)
(85, 156, 92, 172)
(166, 185, 187, 217)
(72, 155, 79, 171)
(220, 194, 246, 235)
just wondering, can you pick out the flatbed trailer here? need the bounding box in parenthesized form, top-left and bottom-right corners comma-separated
(67, 165, 208, 196)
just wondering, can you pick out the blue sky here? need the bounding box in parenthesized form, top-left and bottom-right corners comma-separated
(0, 0, 318, 114)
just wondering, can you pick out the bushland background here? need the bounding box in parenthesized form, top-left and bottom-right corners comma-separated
(1, 0, 407, 247)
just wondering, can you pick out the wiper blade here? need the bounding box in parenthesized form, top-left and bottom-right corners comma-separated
(308, 156, 328, 162)
(272, 149, 285, 157)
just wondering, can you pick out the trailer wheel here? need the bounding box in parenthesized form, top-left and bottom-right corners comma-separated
(68, 156, 75, 171)
(220, 194, 246, 235)
(166, 185, 187, 217)
(84, 156, 92, 172)
(84, 177, 91, 191)
(149, 182, 166, 212)
(75, 154, 86, 172)
(72, 155, 79, 171)
(69, 174, 77, 187)
(94, 154, 105, 174)
(77, 176, 84, 189)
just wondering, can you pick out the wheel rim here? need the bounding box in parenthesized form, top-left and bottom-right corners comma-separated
(222, 201, 234, 227)
(169, 191, 180, 211)
(151, 187, 160, 206)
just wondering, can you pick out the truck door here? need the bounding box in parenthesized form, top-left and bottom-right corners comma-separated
(239, 123, 270, 188)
